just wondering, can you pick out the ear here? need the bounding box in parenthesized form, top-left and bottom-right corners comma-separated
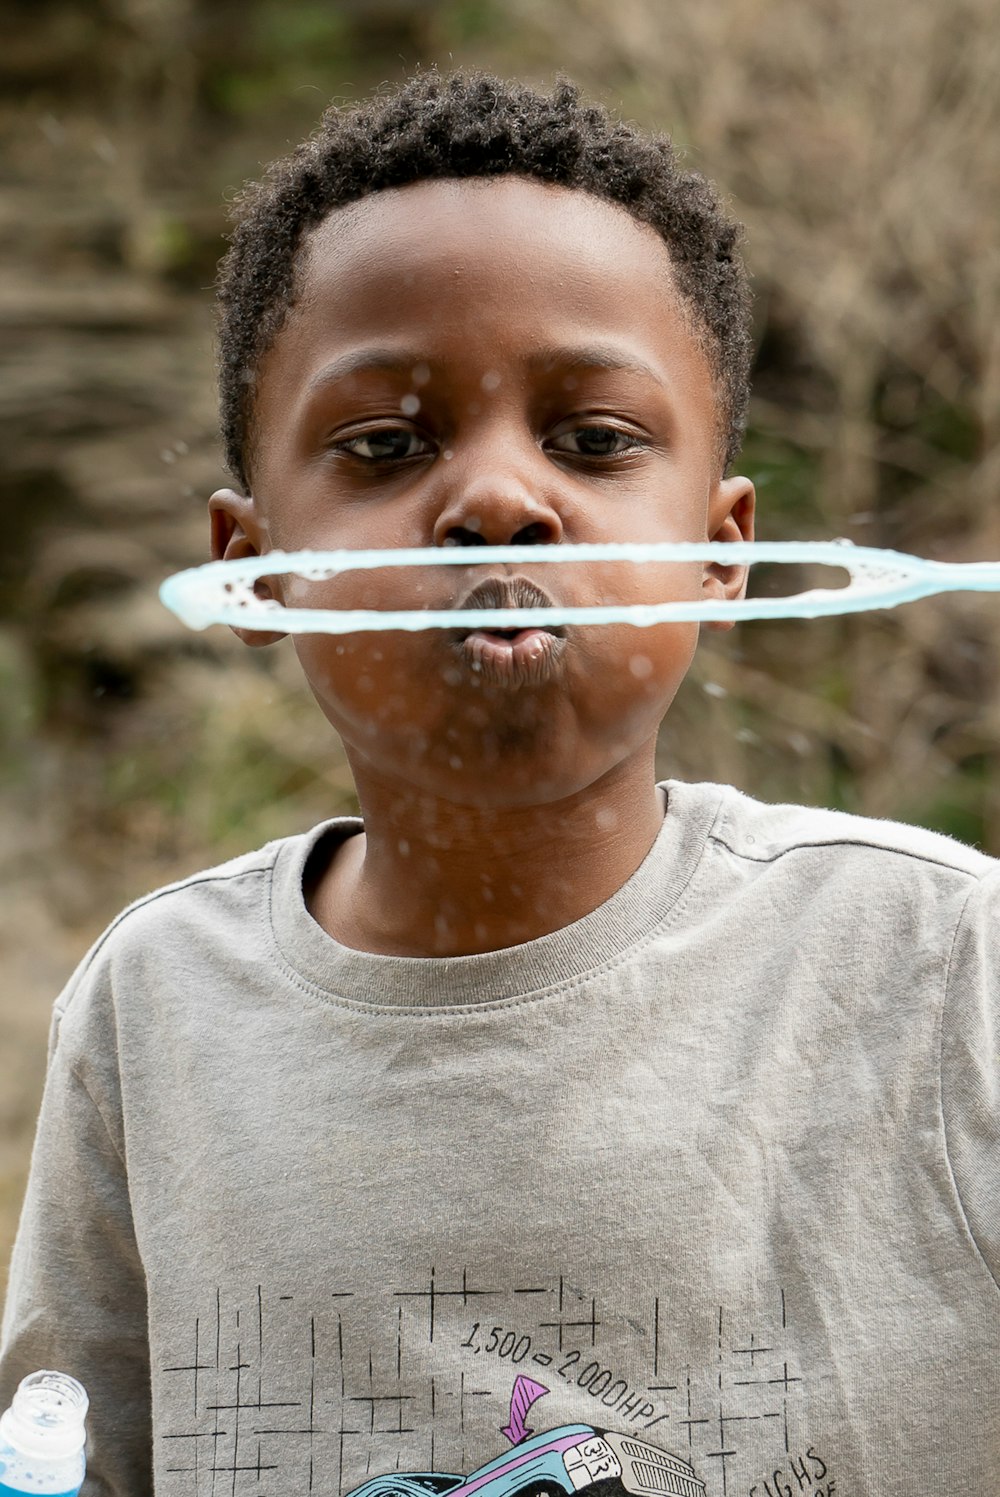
(701, 475, 756, 633)
(208, 487, 287, 646)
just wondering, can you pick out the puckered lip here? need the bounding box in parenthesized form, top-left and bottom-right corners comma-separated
(449, 576, 567, 641)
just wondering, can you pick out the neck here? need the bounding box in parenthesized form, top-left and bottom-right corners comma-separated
(307, 749, 667, 957)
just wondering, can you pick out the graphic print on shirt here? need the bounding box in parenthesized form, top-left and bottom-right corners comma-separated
(158, 1269, 836, 1497)
(340, 1376, 709, 1497)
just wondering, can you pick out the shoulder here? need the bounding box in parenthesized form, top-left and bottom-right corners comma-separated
(690, 779, 998, 884)
(664, 779, 1000, 951)
(51, 820, 351, 1037)
(59, 841, 279, 995)
(664, 782, 1000, 1004)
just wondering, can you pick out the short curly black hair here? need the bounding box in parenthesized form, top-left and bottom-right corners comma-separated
(217, 69, 753, 492)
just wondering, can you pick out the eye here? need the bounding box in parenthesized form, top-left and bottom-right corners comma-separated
(335, 428, 433, 462)
(547, 424, 645, 458)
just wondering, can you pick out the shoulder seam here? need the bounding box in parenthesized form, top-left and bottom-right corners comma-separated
(708, 831, 986, 878)
(54, 862, 272, 1016)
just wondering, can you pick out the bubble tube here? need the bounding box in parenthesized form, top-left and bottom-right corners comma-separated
(159, 541, 1000, 634)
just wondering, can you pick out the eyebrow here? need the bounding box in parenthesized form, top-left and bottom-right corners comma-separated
(304, 350, 421, 397)
(304, 344, 666, 398)
(526, 345, 666, 385)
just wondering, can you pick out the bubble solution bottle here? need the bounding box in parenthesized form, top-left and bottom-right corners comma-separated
(0, 1372, 88, 1497)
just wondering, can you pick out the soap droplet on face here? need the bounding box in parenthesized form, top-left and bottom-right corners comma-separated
(628, 654, 653, 679)
(398, 839, 410, 857)
(400, 394, 420, 416)
(481, 370, 501, 392)
(443, 449, 454, 462)
(434, 913, 452, 941)
(411, 363, 431, 387)
(596, 806, 618, 830)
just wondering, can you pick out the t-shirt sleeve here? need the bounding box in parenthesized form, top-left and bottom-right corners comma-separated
(0, 981, 152, 1495)
(940, 867, 1000, 1290)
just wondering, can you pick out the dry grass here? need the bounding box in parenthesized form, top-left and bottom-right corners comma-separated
(0, 894, 96, 1285)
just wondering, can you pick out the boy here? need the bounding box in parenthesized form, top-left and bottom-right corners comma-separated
(1, 70, 997, 1497)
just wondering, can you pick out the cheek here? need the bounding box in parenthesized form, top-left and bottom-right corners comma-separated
(586, 558, 704, 612)
(571, 621, 699, 736)
(633, 558, 704, 604)
(580, 619, 699, 686)
(292, 634, 449, 737)
(278, 562, 441, 615)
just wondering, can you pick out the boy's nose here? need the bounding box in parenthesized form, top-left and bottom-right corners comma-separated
(432, 474, 564, 548)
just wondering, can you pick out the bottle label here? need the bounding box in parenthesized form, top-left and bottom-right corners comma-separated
(0, 1480, 81, 1497)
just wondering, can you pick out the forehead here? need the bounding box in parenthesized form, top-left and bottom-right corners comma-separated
(256, 176, 715, 430)
(304, 174, 672, 286)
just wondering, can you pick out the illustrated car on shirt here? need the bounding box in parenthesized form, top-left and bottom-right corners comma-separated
(342, 1424, 706, 1497)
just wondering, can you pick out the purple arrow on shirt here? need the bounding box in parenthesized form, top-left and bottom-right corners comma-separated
(501, 1375, 551, 1445)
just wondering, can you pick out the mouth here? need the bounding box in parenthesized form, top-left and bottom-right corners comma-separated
(450, 577, 567, 686)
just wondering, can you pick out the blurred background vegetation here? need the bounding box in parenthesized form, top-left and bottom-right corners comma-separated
(2, 0, 1000, 1270)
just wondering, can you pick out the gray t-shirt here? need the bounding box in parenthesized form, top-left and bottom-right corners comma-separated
(2, 780, 998, 1497)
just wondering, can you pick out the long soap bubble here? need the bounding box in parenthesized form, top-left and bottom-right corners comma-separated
(159, 541, 1000, 634)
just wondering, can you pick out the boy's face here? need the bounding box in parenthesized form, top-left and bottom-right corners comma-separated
(211, 177, 754, 807)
